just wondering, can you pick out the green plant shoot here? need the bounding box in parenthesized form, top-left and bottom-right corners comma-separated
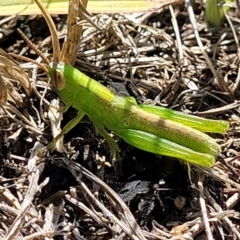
(205, 0, 233, 27)
(29, 0, 229, 167)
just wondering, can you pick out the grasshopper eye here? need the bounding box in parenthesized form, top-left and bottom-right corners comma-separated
(52, 69, 65, 90)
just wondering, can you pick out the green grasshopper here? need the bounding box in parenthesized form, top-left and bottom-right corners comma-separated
(48, 62, 228, 166)
(23, 0, 228, 167)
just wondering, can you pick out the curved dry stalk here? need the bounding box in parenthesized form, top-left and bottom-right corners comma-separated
(60, 0, 84, 65)
(60, 0, 89, 65)
(33, 0, 61, 63)
(0, 74, 8, 105)
(2, 104, 43, 135)
(0, 48, 32, 96)
(62, 157, 147, 240)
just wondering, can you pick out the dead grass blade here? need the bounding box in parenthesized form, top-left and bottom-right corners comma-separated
(33, 0, 61, 63)
(4, 168, 48, 239)
(60, 0, 88, 65)
(0, 48, 32, 97)
(185, 0, 232, 99)
(0, 74, 8, 105)
(61, 156, 147, 240)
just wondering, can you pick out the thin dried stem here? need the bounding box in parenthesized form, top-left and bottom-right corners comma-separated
(60, 0, 88, 65)
(33, 0, 61, 63)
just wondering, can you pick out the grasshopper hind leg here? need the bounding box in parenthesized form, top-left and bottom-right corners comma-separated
(117, 129, 216, 167)
(139, 104, 229, 134)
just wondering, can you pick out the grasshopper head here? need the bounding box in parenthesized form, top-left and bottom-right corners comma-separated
(49, 62, 65, 90)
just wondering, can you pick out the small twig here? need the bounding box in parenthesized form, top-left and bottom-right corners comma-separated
(198, 174, 214, 240)
(2, 104, 43, 135)
(224, 10, 240, 95)
(204, 188, 240, 239)
(185, 0, 232, 98)
(60, 157, 146, 240)
(4, 167, 48, 239)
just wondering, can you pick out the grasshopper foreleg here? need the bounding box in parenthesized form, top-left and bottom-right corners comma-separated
(60, 104, 71, 113)
(38, 110, 85, 156)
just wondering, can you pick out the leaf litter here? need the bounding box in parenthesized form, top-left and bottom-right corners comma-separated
(0, 2, 240, 239)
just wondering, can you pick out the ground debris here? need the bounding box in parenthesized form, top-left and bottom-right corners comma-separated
(0, 3, 240, 239)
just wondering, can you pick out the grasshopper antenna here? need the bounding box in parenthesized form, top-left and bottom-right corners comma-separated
(17, 29, 50, 65)
(34, 0, 61, 63)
